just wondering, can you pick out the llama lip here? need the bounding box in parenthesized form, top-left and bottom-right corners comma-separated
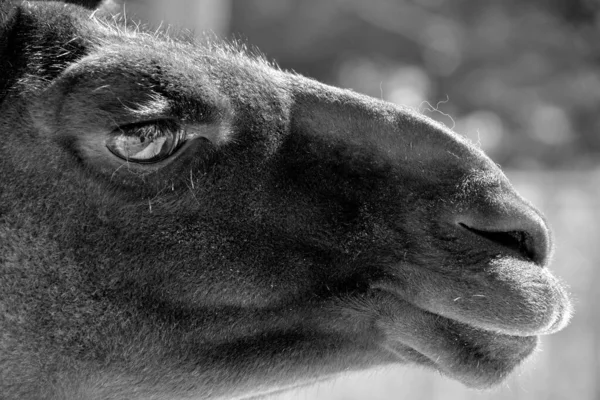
(375, 255, 572, 337)
(372, 291, 539, 388)
(384, 326, 538, 389)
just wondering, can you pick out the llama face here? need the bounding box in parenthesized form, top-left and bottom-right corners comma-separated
(0, 2, 571, 398)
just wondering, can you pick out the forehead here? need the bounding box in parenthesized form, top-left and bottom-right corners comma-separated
(33, 12, 289, 120)
(85, 13, 278, 77)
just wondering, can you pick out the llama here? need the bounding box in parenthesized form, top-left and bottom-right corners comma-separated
(0, 1, 571, 399)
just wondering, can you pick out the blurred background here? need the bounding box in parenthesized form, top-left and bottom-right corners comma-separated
(106, 0, 600, 398)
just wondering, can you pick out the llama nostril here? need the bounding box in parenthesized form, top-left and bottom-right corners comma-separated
(456, 205, 551, 265)
(459, 224, 538, 263)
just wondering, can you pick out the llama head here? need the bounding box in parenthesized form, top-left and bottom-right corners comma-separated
(0, 2, 571, 398)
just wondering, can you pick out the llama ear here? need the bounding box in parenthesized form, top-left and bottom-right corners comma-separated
(0, 0, 19, 48)
(0, 1, 21, 101)
(96, 0, 122, 16)
(94, 0, 149, 28)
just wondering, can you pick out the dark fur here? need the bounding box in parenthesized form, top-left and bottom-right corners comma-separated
(0, 2, 572, 399)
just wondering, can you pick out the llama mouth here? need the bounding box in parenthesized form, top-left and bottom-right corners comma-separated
(366, 252, 571, 387)
(375, 255, 572, 337)
(371, 290, 539, 388)
(383, 321, 538, 389)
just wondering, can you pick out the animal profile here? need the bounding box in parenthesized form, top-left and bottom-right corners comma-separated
(0, 1, 572, 399)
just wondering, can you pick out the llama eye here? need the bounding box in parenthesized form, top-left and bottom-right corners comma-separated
(106, 121, 186, 163)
